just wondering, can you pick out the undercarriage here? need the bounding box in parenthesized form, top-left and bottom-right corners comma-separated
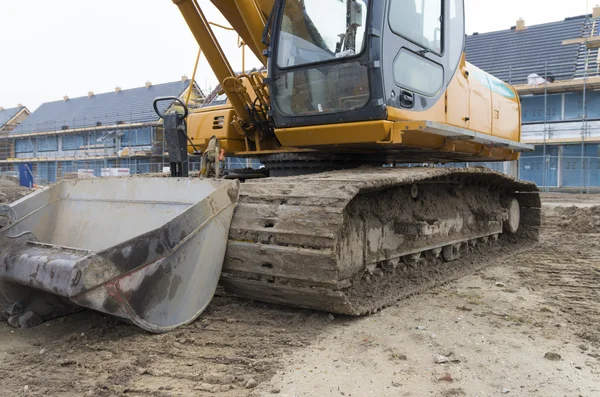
(222, 166, 540, 314)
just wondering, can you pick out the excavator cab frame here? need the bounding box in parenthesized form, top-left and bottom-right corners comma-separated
(267, 0, 465, 128)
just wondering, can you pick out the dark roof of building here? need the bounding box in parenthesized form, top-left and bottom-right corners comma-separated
(10, 80, 196, 136)
(0, 106, 26, 129)
(465, 15, 590, 84)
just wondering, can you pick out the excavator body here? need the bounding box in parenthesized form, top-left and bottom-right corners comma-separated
(0, 0, 540, 331)
(186, 0, 529, 164)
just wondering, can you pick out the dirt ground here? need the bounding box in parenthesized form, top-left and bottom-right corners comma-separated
(0, 176, 33, 204)
(0, 194, 599, 396)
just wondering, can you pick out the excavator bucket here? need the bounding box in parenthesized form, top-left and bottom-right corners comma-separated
(0, 177, 239, 333)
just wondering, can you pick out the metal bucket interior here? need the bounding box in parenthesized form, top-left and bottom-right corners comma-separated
(8, 178, 225, 251)
(0, 177, 239, 332)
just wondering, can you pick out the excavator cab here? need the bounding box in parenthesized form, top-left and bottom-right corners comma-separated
(269, 0, 465, 127)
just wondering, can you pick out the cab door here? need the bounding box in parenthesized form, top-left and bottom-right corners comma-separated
(383, 0, 465, 116)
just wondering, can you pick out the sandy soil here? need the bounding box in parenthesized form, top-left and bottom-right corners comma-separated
(0, 176, 33, 204)
(0, 196, 599, 397)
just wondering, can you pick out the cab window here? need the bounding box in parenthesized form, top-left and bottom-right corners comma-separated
(389, 0, 443, 54)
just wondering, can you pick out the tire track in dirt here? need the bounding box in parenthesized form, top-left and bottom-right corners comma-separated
(516, 207, 600, 351)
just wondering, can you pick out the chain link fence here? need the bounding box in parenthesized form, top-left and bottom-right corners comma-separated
(0, 158, 263, 186)
(519, 155, 600, 193)
(0, 108, 265, 186)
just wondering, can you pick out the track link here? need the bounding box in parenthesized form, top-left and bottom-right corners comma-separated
(221, 167, 541, 315)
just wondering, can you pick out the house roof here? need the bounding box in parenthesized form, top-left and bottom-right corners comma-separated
(0, 106, 26, 129)
(465, 15, 590, 85)
(10, 80, 198, 136)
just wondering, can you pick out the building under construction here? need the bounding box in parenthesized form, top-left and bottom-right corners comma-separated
(0, 105, 30, 162)
(0, 78, 204, 183)
(466, 10, 600, 191)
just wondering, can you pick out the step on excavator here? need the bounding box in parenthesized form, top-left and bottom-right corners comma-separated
(0, 0, 540, 332)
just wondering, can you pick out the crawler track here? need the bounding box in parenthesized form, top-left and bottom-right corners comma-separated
(221, 167, 541, 314)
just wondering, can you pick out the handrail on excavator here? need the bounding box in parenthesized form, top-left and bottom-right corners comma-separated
(184, 21, 247, 107)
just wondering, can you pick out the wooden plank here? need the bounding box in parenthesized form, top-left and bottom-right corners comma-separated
(562, 37, 585, 45)
(524, 137, 600, 145)
(560, 36, 600, 47)
(514, 76, 600, 95)
(586, 36, 600, 49)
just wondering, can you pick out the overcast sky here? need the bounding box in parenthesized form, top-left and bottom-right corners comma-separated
(0, 0, 593, 111)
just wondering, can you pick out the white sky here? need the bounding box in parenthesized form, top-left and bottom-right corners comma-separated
(0, 0, 594, 111)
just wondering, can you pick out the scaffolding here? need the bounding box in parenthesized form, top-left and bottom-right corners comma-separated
(499, 14, 600, 193)
(0, 104, 262, 185)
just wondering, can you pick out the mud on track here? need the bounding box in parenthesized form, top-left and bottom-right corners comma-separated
(0, 199, 599, 396)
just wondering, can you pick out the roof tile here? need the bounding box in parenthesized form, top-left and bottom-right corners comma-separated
(10, 80, 194, 136)
(466, 15, 589, 84)
(0, 106, 25, 129)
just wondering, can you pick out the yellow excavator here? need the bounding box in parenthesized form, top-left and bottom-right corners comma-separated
(0, 0, 540, 332)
